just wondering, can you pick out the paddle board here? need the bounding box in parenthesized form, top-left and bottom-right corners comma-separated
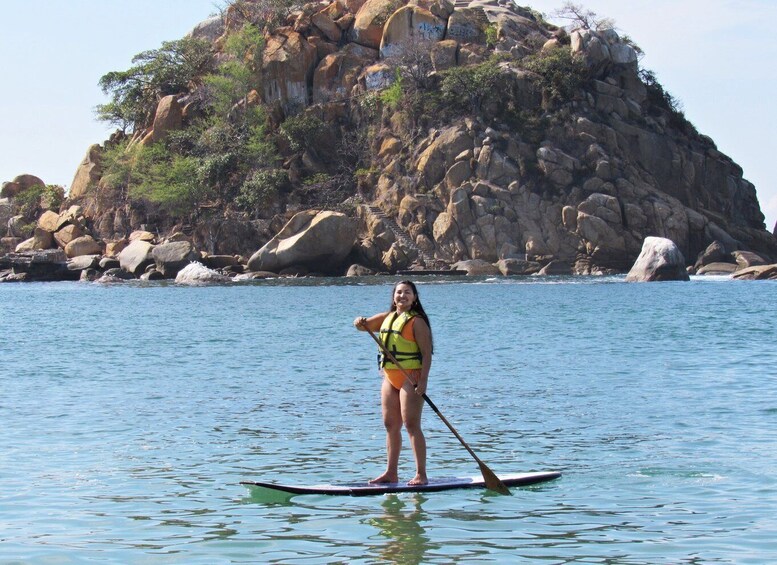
(241, 471, 560, 496)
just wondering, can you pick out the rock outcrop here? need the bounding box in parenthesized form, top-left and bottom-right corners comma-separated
(4, 0, 775, 281)
(625, 236, 690, 282)
(175, 262, 230, 284)
(247, 210, 356, 273)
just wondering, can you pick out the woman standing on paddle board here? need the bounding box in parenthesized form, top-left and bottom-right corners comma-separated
(354, 280, 433, 486)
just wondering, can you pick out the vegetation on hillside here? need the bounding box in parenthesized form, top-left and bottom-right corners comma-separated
(93, 0, 692, 227)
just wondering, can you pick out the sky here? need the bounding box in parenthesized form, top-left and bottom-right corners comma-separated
(1, 0, 775, 232)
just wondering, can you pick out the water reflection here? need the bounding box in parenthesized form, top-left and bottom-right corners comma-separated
(364, 494, 439, 565)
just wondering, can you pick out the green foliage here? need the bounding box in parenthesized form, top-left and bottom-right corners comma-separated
(94, 17, 285, 221)
(485, 24, 499, 48)
(236, 169, 289, 215)
(203, 23, 264, 120)
(439, 57, 507, 114)
(42, 184, 64, 210)
(354, 167, 378, 178)
(638, 69, 695, 133)
(302, 172, 331, 186)
(96, 37, 214, 131)
(379, 71, 404, 111)
(280, 113, 329, 153)
(620, 34, 644, 61)
(521, 47, 589, 104)
(14, 184, 45, 218)
(103, 143, 209, 217)
(14, 184, 64, 218)
(99, 141, 134, 195)
(639, 69, 682, 114)
(204, 70, 249, 118)
(357, 91, 381, 119)
(129, 146, 210, 216)
(224, 23, 264, 66)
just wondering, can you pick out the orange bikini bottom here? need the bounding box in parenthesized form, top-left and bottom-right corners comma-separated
(383, 368, 420, 391)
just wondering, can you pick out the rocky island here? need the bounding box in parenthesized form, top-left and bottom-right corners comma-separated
(2, 0, 776, 282)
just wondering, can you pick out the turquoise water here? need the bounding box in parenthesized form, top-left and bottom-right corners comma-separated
(1, 276, 776, 564)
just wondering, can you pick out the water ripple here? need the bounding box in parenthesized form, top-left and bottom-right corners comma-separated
(1, 279, 776, 563)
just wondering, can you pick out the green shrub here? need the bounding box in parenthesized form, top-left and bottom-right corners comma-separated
(203, 24, 264, 122)
(127, 144, 212, 217)
(639, 69, 695, 134)
(379, 71, 404, 111)
(280, 113, 329, 153)
(485, 24, 499, 48)
(521, 47, 589, 104)
(96, 37, 214, 132)
(439, 57, 506, 114)
(236, 169, 289, 216)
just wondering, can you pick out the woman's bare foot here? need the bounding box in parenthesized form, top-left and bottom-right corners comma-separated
(407, 474, 428, 486)
(369, 472, 398, 484)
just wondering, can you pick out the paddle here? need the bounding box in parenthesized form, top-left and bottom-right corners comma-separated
(361, 326, 511, 495)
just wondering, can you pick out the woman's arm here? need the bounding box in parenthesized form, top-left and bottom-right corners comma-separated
(412, 318, 432, 396)
(353, 312, 388, 332)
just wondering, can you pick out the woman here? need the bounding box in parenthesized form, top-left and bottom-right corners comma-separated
(354, 280, 433, 486)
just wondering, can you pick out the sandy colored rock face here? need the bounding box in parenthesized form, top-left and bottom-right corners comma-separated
(69, 144, 102, 199)
(262, 30, 318, 110)
(54, 224, 86, 248)
(119, 239, 155, 276)
(625, 237, 690, 282)
(352, 0, 404, 49)
(247, 210, 357, 274)
(64, 235, 102, 258)
(380, 6, 446, 58)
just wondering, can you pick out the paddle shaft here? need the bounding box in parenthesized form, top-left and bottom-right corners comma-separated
(363, 325, 511, 495)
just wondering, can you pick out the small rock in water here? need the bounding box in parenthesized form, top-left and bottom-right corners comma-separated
(175, 261, 229, 284)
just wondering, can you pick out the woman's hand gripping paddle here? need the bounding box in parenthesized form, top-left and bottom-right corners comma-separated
(362, 326, 511, 495)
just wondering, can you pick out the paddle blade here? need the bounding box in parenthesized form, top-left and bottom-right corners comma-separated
(479, 463, 512, 495)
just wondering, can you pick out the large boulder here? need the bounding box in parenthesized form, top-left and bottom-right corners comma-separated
(352, 0, 404, 49)
(1, 181, 22, 198)
(497, 258, 541, 275)
(69, 144, 102, 199)
(731, 264, 777, 281)
(64, 235, 102, 258)
(12, 174, 45, 193)
(53, 224, 86, 248)
(38, 210, 60, 232)
(67, 254, 101, 271)
(625, 237, 690, 282)
(188, 15, 225, 43)
(262, 29, 318, 110)
(445, 8, 488, 44)
(15, 229, 54, 252)
(118, 239, 155, 276)
(731, 250, 767, 269)
(313, 43, 378, 103)
(247, 210, 356, 273)
(380, 5, 446, 58)
(415, 125, 473, 188)
(152, 241, 198, 278)
(311, 0, 345, 42)
(148, 95, 183, 144)
(694, 240, 727, 269)
(696, 262, 737, 276)
(175, 262, 230, 284)
(453, 259, 500, 276)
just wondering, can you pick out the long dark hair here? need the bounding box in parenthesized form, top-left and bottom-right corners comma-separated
(387, 280, 433, 353)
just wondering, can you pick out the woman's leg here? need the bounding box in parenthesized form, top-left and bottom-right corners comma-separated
(400, 385, 427, 485)
(370, 377, 402, 483)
